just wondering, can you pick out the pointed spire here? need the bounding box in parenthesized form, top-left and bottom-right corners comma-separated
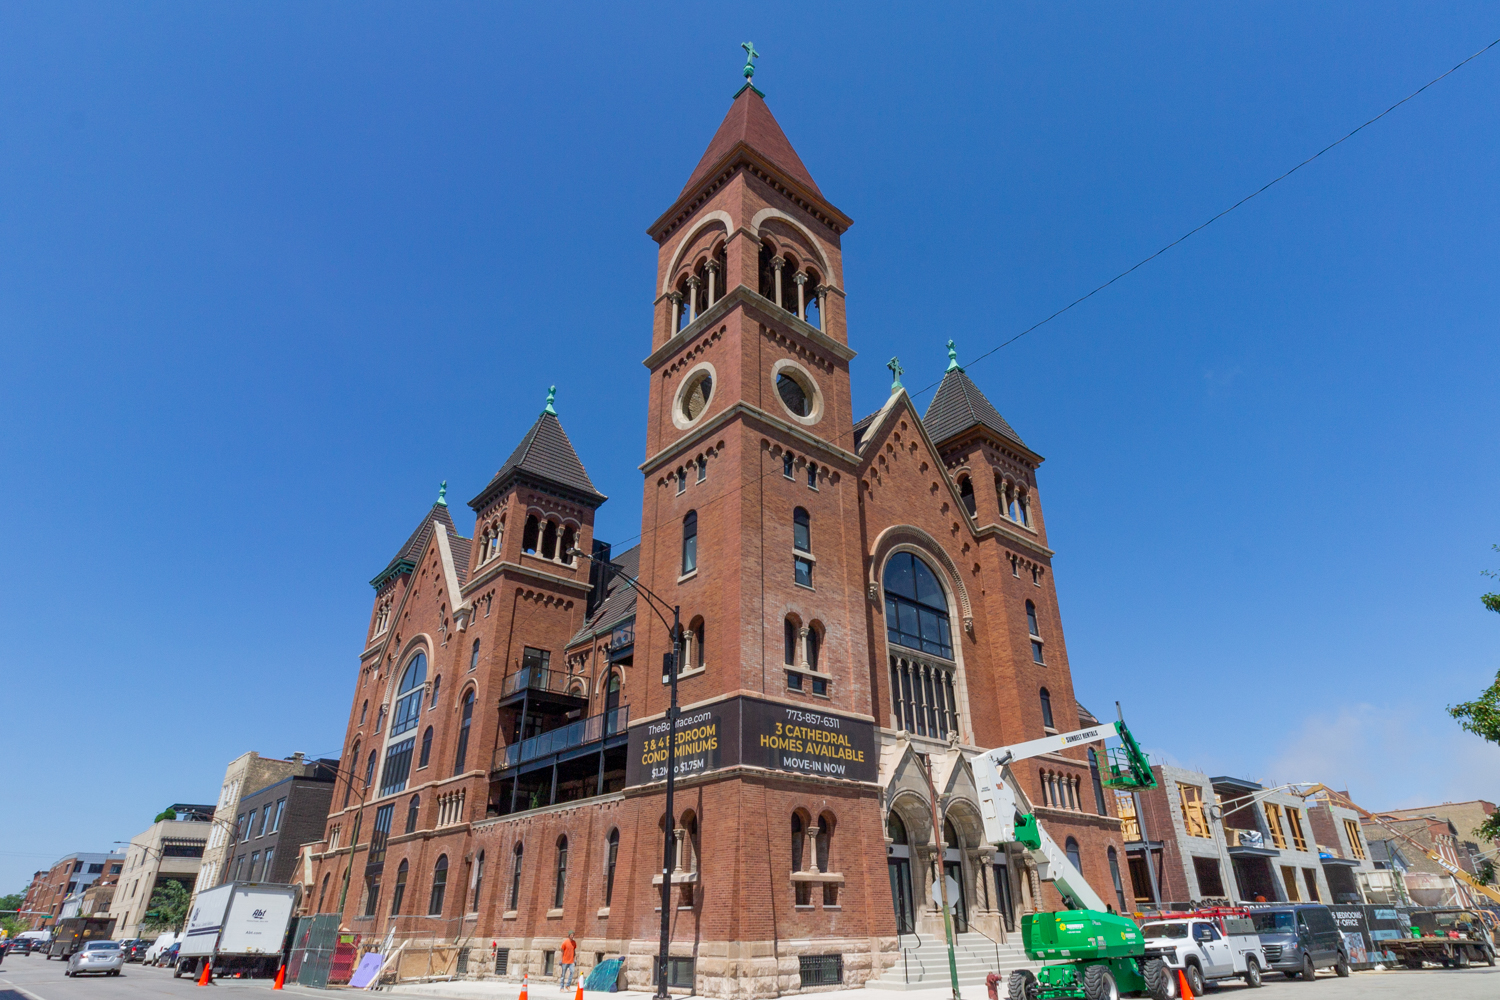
(678, 85, 822, 199)
(923, 365, 1028, 449)
(468, 394, 607, 512)
(887, 356, 905, 394)
(543, 385, 558, 416)
(436, 480, 448, 507)
(945, 339, 964, 373)
(371, 493, 460, 589)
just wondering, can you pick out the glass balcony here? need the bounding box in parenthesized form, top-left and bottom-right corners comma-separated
(492, 706, 630, 771)
(499, 666, 586, 704)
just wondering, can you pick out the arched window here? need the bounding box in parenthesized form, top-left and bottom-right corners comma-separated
(469, 639, 480, 672)
(804, 268, 823, 329)
(807, 623, 821, 671)
(1064, 838, 1082, 875)
(392, 653, 427, 737)
(390, 859, 408, 915)
(958, 475, 976, 517)
(365, 749, 377, 790)
(405, 794, 420, 834)
(345, 740, 360, 807)
(472, 850, 485, 912)
(318, 873, 330, 913)
(688, 616, 706, 670)
(554, 836, 568, 909)
(681, 511, 698, 574)
(540, 519, 558, 560)
(1040, 688, 1054, 729)
(1088, 749, 1107, 816)
(883, 552, 953, 658)
(1026, 601, 1044, 664)
(429, 673, 442, 709)
(784, 617, 798, 665)
(782, 452, 794, 479)
(604, 829, 620, 906)
(418, 726, 433, 769)
(359, 700, 368, 725)
(453, 690, 474, 775)
(1107, 847, 1127, 914)
(806, 462, 818, 489)
(604, 672, 622, 732)
(428, 855, 447, 915)
(522, 515, 539, 555)
(1016, 491, 1030, 527)
(559, 525, 576, 564)
(509, 842, 524, 910)
(887, 812, 908, 845)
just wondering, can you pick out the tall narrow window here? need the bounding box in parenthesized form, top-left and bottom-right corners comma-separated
(392, 653, 427, 736)
(1040, 688, 1054, 729)
(1065, 837, 1082, 873)
(783, 452, 795, 479)
(604, 829, 619, 906)
(541, 520, 558, 560)
(365, 750, 377, 791)
(469, 639, 480, 671)
(430, 674, 441, 708)
(806, 462, 818, 489)
(360, 701, 368, 725)
(406, 795, 420, 834)
(390, 860, 408, 915)
(784, 618, 802, 690)
(681, 511, 698, 574)
(883, 552, 953, 659)
(428, 855, 448, 915)
(554, 836, 568, 909)
(1107, 847, 1127, 914)
(560, 526, 576, 563)
(689, 617, 705, 669)
(453, 690, 474, 774)
(958, 476, 976, 516)
(793, 507, 811, 552)
(1088, 749, 1108, 816)
(509, 843, 524, 910)
(522, 515, 540, 555)
(419, 727, 433, 768)
(472, 850, 485, 912)
(1026, 601, 1044, 664)
(345, 740, 360, 807)
(696, 456, 707, 483)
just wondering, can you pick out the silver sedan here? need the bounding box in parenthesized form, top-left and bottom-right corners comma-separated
(66, 940, 124, 977)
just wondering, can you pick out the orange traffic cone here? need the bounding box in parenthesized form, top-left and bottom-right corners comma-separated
(273, 964, 286, 990)
(575, 976, 585, 1000)
(197, 959, 213, 986)
(1177, 969, 1194, 1000)
(520, 972, 529, 1000)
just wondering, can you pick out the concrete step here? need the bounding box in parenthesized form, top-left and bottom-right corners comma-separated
(868, 935, 1040, 990)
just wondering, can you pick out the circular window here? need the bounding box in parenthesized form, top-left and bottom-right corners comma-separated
(672, 362, 717, 430)
(771, 360, 822, 425)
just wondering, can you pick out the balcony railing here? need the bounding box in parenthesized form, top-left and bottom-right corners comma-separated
(492, 706, 630, 771)
(500, 666, 583, 700)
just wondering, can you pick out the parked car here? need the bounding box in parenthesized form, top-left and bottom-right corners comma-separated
(1250, 904, 1349, 980)
(120, 939, 150, 963)
(155, 942, 182, 968)
(1140, 912, 1269, 993)
(65, 940, 124, 977)
(143, 933, 180, 964)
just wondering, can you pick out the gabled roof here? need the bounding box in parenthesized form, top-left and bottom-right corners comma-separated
(922, 367, 1027, 450)
(680, 87, 822, 199)
(469, 411, 606, 511)
(371, 501, 458, 589)
(567, 545, 641, 647)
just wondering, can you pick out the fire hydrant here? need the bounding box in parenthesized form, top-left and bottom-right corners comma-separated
(986, 971, 1003, 1000)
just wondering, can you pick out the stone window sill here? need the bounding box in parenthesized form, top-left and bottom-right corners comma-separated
(596, 907, 610, 918)
(652, 871, 700, 886)
(790, 871, 844, 883)
(502, 910, 518, 920)
(677, 569, 698, 584)
(546, 908, 564, 919)
(663, 665, 706, 685)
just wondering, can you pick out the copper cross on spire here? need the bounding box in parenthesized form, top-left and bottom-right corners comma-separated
(887, 357, 904, 393)
(742, 41, 759, 80)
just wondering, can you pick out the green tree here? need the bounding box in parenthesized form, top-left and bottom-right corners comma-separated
(154, 806, 179, 822)
(1, 891, 28, 939)
(142, 880, 191, 932)
(1449, 544, 1500, 841)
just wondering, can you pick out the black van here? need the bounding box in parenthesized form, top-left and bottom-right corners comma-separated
(1249, 904, 1350, 980)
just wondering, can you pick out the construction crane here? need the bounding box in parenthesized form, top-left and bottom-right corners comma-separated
(973, 712, 1166, 1000)
(1293, 784, 1500, 908)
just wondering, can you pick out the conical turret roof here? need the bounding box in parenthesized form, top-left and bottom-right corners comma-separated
(371, 497, 458, 589)
(922, 367, 1027, 449)
(469, 409, 606, 511)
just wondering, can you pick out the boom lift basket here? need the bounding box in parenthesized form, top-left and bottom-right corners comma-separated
(1101, 720, 1156, 790)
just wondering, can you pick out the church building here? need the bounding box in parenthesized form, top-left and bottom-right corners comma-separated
(307, 71, 1129, 996)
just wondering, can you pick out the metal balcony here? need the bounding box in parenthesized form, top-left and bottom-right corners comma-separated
(492, 706, 630, 772)
(497, 666, 588, 708)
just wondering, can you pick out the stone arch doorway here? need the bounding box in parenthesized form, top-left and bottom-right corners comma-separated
(942, 817, 969, 933)
(886, 811, 916, 934)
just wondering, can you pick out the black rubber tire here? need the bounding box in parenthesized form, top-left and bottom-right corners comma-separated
(1084, 964, 1119, 1000)
(1300, 955, 1315, 982)
(1008, 969, 1040, 1000)
(1142, 958, 1175, 1000)
(1185, 962, 1206, 996)
(1243, 957, 1262, 988)
(1335, 952, 1350, 978)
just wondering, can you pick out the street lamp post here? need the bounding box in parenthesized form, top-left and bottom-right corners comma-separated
(567, 548, 680, 997)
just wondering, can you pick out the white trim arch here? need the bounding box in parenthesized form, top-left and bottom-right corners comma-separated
(661, 211, 734, 295)
(749, 208, 832, 279)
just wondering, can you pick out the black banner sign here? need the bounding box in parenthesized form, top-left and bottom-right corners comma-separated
(624, 696, 876, 786)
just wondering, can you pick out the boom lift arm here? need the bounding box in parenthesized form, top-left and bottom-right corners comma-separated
(973, 717, 1156, 912)
(1295, 784, 1500, 908)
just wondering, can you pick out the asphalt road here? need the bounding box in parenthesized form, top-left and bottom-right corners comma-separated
(3, 953, 1498, 1000)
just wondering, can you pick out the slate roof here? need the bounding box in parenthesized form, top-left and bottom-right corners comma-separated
(851, 408, 881, 453)
(371, 502, 458, 589)
(469, 411, 606, 511)
(449, 535, 472, 586)
(922, 368, 1027, 449)
(680, 87, 822, 199)
(567, 545, 641, 647)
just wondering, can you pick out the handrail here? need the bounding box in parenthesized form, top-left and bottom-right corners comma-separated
(964, 920, 1002, 970)
(897, 927, 923, 983)
(492, 706, 630, 770)
(500, 666, 582, 700)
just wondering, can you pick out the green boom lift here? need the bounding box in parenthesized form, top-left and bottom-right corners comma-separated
(973, 710, 1170, 1000)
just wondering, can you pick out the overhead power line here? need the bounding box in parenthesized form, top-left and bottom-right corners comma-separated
(907, 33, 1500, 401)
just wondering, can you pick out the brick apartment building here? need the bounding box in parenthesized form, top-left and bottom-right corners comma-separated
(20, 851, 123, 929)
(222, 762, 338, 885)
(306, 78, 1124, 995)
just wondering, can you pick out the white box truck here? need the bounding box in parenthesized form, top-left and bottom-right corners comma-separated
(176, 882, 299, 980)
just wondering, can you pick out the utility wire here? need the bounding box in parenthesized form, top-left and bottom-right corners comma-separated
(906, 33, 1500, 402)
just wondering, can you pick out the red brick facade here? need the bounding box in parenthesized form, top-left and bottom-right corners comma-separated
(306, 83, 1124, 996)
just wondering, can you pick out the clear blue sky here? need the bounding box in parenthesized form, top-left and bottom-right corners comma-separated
(3, 5, 1497, 891)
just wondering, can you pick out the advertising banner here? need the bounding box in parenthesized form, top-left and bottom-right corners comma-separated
(625, 696, 876, 786)
(1327, 905, 1370, 967)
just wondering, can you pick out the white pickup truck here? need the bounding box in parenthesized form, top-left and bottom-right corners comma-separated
(1140, 913, 1268, 993)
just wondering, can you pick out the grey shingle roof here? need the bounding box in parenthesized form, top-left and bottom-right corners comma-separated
(371, 502, 458, 589)
(567, 545, 640, 647)
(469, 412, 606, 511)
(921, 368, 1026, 448)
(851, 408, 881, 453)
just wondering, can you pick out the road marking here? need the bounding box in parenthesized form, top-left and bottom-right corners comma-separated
(1, 979, 56, 1000)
